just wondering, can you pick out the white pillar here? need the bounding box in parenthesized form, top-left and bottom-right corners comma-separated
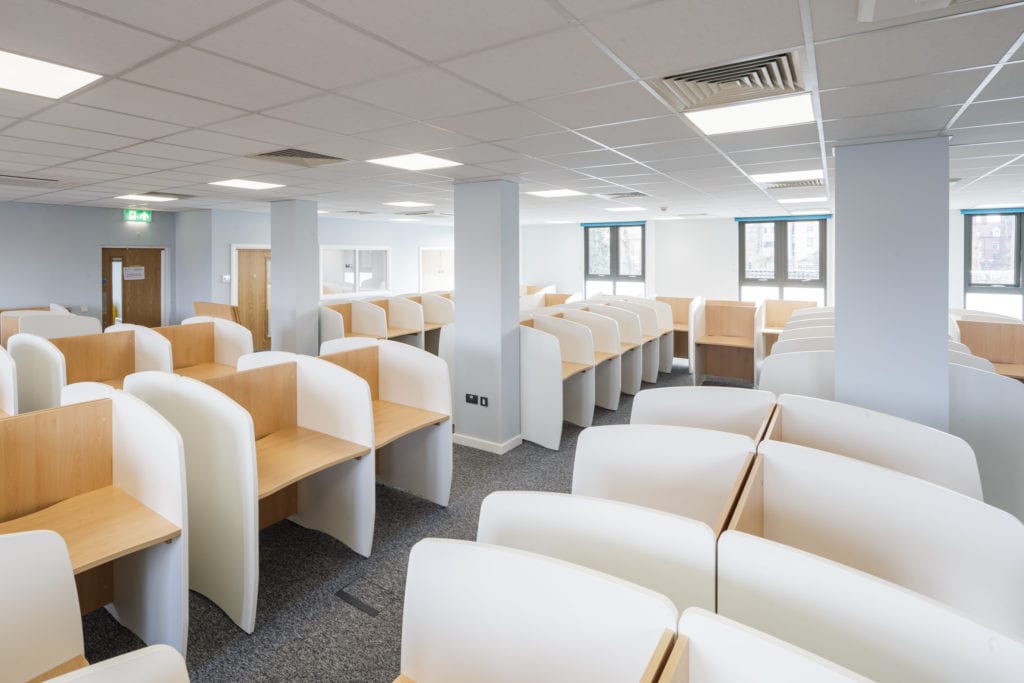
(834, 136, 950, 429)
(453, 179, 521, 453)
(270, 199, 319, 355)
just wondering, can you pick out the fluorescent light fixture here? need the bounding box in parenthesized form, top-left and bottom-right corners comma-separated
(384, 200, 435, 207)
(318, 210, 329, 214)
(527, 189, 586, 198)
(778, 196, 828, 204)
(0, 50, 102, 99)
(791, 209, 828, 215)
(115, 194, 178, 203)
(605, 206, 645, 212)
(367, 153, 462, 171)
(209, 179, 285, 190)
(391, 218, 420, 222)
(749, 169, 824, 184)
(685, 93, 815, 136)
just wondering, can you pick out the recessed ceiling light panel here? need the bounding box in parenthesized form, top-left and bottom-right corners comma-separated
(209, 179, 285, 190)
(749, 169, 823, 183)
(685, 93, 815, 135)
(367, 153, 462, 171)
(778, 196, 828, 204)
(527, 189, 586, 198)
(115, 194, 179, 202)
(384, 200, 435, 207)
(0, 49, 101, 99)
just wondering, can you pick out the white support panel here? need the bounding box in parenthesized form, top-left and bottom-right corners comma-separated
(601, 300, 662, 382)
(388, 296, 426, 349)
(757, 350, 835, 400)
(7, 333, 65, 411)
(182, 316, 254, 366)
(534, 316, 596, 429)
(718, 531, 1024, 683)
(564, 309, 622, 411)
(124, 371, 259, 635)
(519, 325, 565, 450)
(478, 491, 715, 614)
(689, 298, 706, 385)
(18, 313, 101, 339)
(46, 645, 189, 683)
(584, 304, 643, 395)
(318, 306, 347, 345)
(106, 324, 173, 372)
(631, 386, 774, 439)
(352, 300, 387, 338)
(754, 302, 766, 384)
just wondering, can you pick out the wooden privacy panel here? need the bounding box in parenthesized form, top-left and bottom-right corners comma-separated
(52, 331, 134, 384)
(205, 363, 297, 440)
(155, 321, 215, 368)
(325, 303, 353, 335)
(957, 320, 1024, 364)
(367, 299, 390, 318)
(321, 346, 380, 400)
(0, 400, 111, 521)
(765, 300, 815, 329)
(193, 302, 240, 323)
(656, 296, 692, 324)
(706, 301, 755, 338)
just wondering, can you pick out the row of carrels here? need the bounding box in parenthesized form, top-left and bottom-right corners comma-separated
(392, 386, 1022, 682)
(0, 320, 452, 680)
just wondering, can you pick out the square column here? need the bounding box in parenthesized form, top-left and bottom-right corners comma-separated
(834, 137, 950, 428)
(453, 180, 521, 453)
(270, 199, 319, 355)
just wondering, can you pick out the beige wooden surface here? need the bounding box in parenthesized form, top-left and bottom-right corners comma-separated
(321, 346, 380, 400)
(621, 341, 640, 352)
(256, 426, 371, 498)
(52, 330, 134, 384)
(958, 320, 1024, 366)
(561, 361, 591, 380)
(764, 299, 816, 329)
(193, 301, 240, 323)
(641, 629, 677, 683)
(656, 635, 689, 683)
(728, 454, 764, 536)
(176, 362, 236, 383)
(154, 321, 215, 368)
(386, 326, 419, 339)
(324, 302, 354, 335)
(705, 300, 755, 339)
(373, 400, 448, 448)
(205, 363, 297, 439)
(26, 655, 90, 683)
(696, 334, 754, 350)
(594, 350, 617, 364)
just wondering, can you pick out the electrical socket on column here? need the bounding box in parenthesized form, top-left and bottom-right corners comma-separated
(480, 397, 488, 407)
(465, 394, 478, 405)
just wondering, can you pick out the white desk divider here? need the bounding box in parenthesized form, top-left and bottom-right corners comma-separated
(520, 317, 596, 450)
(181, 316, 253, 366)
(319, 338, 452, 506)
(595, 300, 662, 383)
(420, 293, 454, 355)
(0, 531, 189, 683)
(948, 339, 970, 354)
(764, 394, 982, 498)
(563, 309, 622, 410)
(777, 325, 835, 341)
(717, 531, 1024, 683)
(950, 308, 1023, 323)
(58, 384, 189, 654)
(730, 441, 1024, 639)
(662, 609, 871, 683)
(948, 349, 995, 372)
(125, 357, 375, 634)
(630, 386, 775, 439)
(478, 491, 715, 614)
(368, 297, 425, 347)
(583, 303, 644, 394)
(949, 363, 1024, 521)
(318, 300, 389, 344)
(753, 302, 766, 384)
(8, 332, 65, 411)
(688, 297, 705, 380)
(573, 424, 754, 532)
(790, 306, 833, 319)
(519, 290, 546, 311)
(0, 344, 16, 415)
(45, 644, 189, 683)
(769, 336, 834, 354)
(597, 296, 675, 374)
(948, 315, 961, 341)
(783, 317, 836, 331)
(397, 539, 678, 683)
(17, 312, 100, 340)
(758, 350, 835, 400)
(1, 307, 73, 346)
(106, 324, 174, 374)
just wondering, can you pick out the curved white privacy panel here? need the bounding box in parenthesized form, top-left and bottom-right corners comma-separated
(106, 324, 173, 372)
(19, 313, 101, 339)
(718, 531, 1024, 682)
(478, 491, 715, 614)
(0, 344, 17, 414)
(182, 316, 253, 365)
(573, 424, 753, 527)
(778, 325, 835, 341)
(758, 350, 835, 400)
(124, 371, 259, 634)
(319, 306, 346, 344)
(519, 325, 564, 450)
(8, 332, 65, 411)
(770, 394, 982, 498)
(631, 386, 774, 438)
(584, 304, 643, 395)
(46, 645, 189, 683)
(790, 306, 833, 319)
(399, 538, 677, 683)
(562, 309, 621, 410)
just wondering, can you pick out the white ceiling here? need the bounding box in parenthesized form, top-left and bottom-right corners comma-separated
(0, 0, 1022, 224)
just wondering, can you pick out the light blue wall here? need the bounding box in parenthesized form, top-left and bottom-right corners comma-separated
(174, 209, 212, 322)
(0, 202, 175, 320)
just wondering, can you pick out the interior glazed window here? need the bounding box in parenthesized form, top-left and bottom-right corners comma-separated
(964, 212, 1024, 318)
(738, 218, 826, 304)
(320, 246, 390, 297)
(584, 222, 645, 298)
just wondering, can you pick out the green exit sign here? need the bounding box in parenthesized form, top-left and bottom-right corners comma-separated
(124, 209, 152, 223)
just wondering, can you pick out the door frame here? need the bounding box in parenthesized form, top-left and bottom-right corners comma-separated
(230, 243, 271, 306)
(101, 245, 170, 326)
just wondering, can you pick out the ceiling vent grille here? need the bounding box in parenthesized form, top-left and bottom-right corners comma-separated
(340, 210, 374, 215)
(248, 148, 347, 168)
(396, 210, 434, 216)
(140, 191, 195, 199)
(0, 173, 60, 188)
(602, 191, 648, 199)
(651, 51, 804, 112)
(764, 179, 824, 190)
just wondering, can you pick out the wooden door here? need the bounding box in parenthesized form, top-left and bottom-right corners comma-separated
(102, 247, 163, 328)
(238, 249, 271, 351)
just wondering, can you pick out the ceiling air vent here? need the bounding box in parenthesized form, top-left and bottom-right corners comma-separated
(248, 148, 347, 168)
(340, 210, 374, 215)
(0, 173, 60, 188)
(651, 51, 805, 112)
(140, 191, 195, 200)
(765, 179, 824, 190)
(601, 191, 648, 199)
(396, 210, 434, 216)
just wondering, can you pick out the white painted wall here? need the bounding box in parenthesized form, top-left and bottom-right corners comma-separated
(0, 202, 175, 320)
(651, 217, 738, 299)
(519, 223, 584, 294)
(174, 209, 213, 322)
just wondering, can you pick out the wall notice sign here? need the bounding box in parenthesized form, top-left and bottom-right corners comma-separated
(124, 266, 145, 281)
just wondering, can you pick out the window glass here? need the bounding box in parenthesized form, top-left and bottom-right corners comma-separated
(587, 227, 611, 276)
(787, 221, 820, 280)
(585, 279, 614, 298)
(321, 248, 356, 296)
(618, 225, 643, 277)
(970, 214, 1017, 286)
(744, 223, 775, 280)
(358, 249, 388, 291)
(615, 280, 646, 297)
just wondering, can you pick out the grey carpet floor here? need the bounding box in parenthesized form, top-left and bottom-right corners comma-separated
(83, 361, 733, 681)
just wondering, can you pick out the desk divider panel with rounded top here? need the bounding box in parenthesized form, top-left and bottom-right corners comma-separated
(630, 386, 775, 440)
(561, 308, 622, 410)
(655, 296, 693, 360)
(583, 303, 644, 394)
(760, 300, 817, 355)
(728, 440, 1024, 640)
(319, 338, 452, 506)
(593, 300, 662, 383)
(0, 388, 187, 653)
(691, 300, 755, 384)
(417, 293, 454, 355)
(0, 344, 16, 415)
(597, 296, 675, 374)
(956, 319, 1024, 380)
(153, 317, 253, 382)
(757, 349, 835, 399)
(192, 301, 240, 322)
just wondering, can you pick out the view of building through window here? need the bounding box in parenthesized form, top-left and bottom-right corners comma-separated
(739, 218, 826, 303)
(970, 214, 1017, 286)
(584, 222, 645, 297)
(744, 223, 775, 280)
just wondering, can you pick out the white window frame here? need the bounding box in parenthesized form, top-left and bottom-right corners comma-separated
(319, 245, 391, 299)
